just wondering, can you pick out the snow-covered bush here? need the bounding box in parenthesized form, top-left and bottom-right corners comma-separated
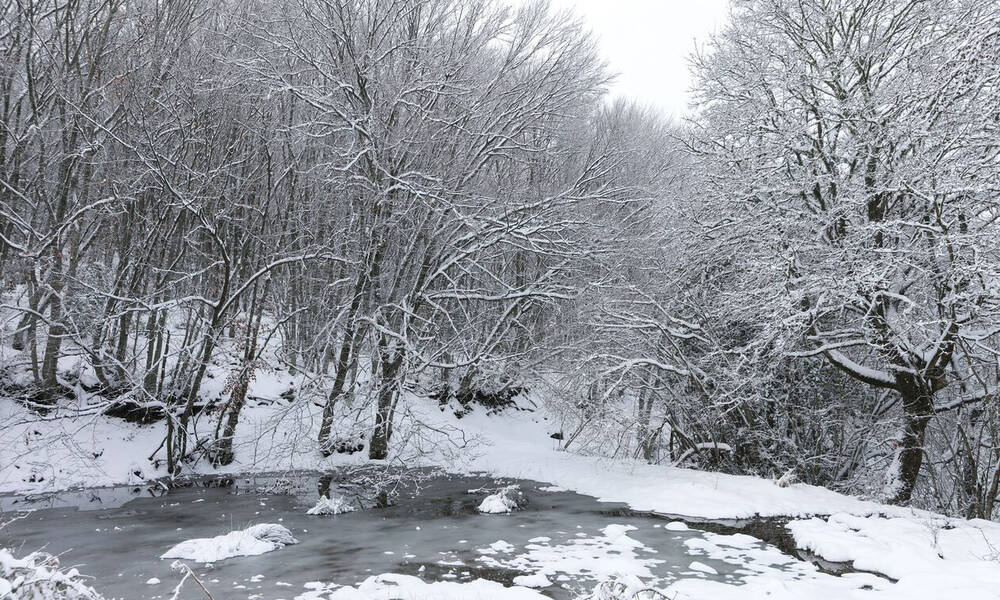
(0, 548, 105, 600)
(433, 362, 526, 418)
(306, 494, 356, 515)
(477, 485, 528, 514)
(583, 577, 668, 600)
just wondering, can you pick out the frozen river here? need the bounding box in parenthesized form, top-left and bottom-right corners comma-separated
(0, 470, 794, 599)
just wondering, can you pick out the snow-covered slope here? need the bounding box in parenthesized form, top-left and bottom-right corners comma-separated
(436, 403, 882, 520)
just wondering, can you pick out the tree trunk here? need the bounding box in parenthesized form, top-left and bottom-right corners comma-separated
(886, 376, 934, 505)
(318, 331, 357, 455)
(214, 379, 247, 467)
(369, 348, 403, 460)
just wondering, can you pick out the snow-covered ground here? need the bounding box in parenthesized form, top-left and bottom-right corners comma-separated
(3, 382, 1000, 599)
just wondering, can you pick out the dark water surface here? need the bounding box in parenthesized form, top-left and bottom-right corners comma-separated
(1, 471, 746, 600)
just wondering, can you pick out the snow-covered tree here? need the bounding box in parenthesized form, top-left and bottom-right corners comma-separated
(689, 0, 1000, 504)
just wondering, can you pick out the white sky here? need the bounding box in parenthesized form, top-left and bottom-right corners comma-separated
(546, 0, 732, 119)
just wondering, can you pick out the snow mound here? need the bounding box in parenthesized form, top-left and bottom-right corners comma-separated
(307, 494, 356, 515)
(478, 485, 527, 514)
(0, 547, 105, 599)
(687, 561, 717, 575)
(160, 523, 298, 563)
(294, 573, 547, 599)
(512, 573, 552, 588)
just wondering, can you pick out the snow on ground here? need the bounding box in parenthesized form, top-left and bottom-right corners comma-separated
(437, 404, 1000, 600)
(434, 403, 883, 520)
(4, 385, 1000, 599)
(0, 368, 365, 495)
(160, 523, 298, 563)
(786, 513, 1000, 599)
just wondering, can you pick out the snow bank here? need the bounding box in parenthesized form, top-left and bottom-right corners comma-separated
(0, 548, 105, 599)
(443, 406, 883, 520)
(306, 494, 356, 515)
(294, 573, 548, 599)
(160, 523, 298, 563)
(433, 405, 1000, 600)
(787, 513, 1000, 599)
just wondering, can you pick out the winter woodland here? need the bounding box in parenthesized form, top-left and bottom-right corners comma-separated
(2, 0, 1000, 598)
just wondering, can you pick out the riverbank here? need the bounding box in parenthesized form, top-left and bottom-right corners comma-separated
(3, 391, 1000, 599)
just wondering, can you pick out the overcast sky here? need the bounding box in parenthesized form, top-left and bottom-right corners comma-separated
(547, 0, 732, 119)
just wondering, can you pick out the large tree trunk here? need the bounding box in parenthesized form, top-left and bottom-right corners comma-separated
(317, 330, 358, 456)
(369, 346, 403, 460)
(885, 375, 935, 505)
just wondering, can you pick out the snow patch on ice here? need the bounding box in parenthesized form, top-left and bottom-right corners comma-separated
(511, 573, 552, 588)
(160, 523, 298, 563)
(293, 573, 548, 599)
(687, 561, 717, 575)
(538, 485, 566, 492)
(477, 524, 663, 585)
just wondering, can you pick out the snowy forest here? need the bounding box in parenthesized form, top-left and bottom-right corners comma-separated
(3, 0, 1000, 599)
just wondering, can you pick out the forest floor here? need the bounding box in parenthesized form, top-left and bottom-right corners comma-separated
(2, 370, 1000, 599)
